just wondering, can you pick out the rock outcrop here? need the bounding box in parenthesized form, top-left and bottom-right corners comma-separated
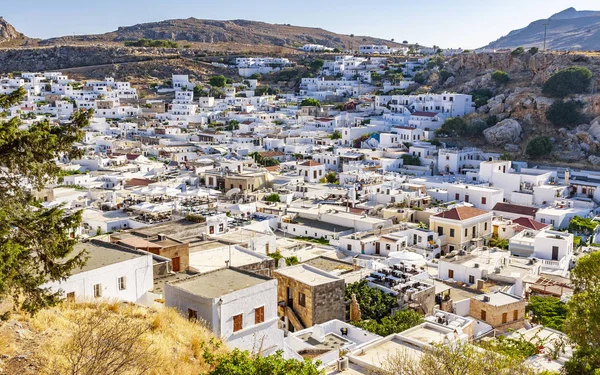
(483, 119, 522, 147)
(0, 17, 22, 43)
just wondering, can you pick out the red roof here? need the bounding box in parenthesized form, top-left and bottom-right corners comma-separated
(411, 111, 437, 117)
(493, 203, 538, 217)
(299, 160, 322, 167)
(125, 178, 152, 187)
(513, 217, 549, 231)
(433, 206, 489, 221)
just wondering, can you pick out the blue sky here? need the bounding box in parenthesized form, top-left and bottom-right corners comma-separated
(4, 0, 600, 48)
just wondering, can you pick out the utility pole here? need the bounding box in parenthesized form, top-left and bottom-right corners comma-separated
(543, 21, 549, 51)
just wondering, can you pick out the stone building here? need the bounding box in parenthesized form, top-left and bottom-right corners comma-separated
(469, 291, 525, 333)
(273, 264, 345, 332)
(112, 233, 190, 272)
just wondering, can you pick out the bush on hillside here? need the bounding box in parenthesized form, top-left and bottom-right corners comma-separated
(491, 70, 509, 85)
(542, 66, 593, 98)
(526, 136, 553, 158)
(511, 46, 525, 56)
(546, 100, 585, 127)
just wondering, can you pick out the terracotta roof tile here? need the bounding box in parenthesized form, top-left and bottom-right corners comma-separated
(512, 217, 549, 231)
(493, 203, 538, 217)
(433, 206, 489, 221)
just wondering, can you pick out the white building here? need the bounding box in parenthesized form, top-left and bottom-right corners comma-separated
(164, 268, 284, 354)
(43, 240, 155, 304)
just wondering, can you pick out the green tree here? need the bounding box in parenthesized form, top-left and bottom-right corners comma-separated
(209, 75, 228, 88)
(299, 98, 321, 107)
(528, 47, 539, 55)
(413, 71, 427, 84)
(309, 59, 324, 72)
(492, 70, 510, 85)
(435, 117, 468, 137)
(526, 136, 553, 159)
(546, 100, 586, 127)
(564, 251, 600, 374)
(193, 85, 208, 98)
(344, 280, 397, 321)
(401, 154, 421, 166)
(568, 216, 599, 235)
(542, 66, 593, 98)
(206, 349, 323, 375)
(330, 130, 342, 140)
(0, 88, 94, 315)
(511, 46, 525, 56)
(527, 296, 567, 332)
(470, 88, 494, 108)
(265, 193, 280, 203)
(353, 309, 423, 336)
(285, 256, 299, 266)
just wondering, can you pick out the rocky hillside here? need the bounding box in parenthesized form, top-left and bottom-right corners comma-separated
(438, 51, 600, 166)
(0, 17, 24, 44)
(484, 8, 600, 51)
(41, 18, 401, 51)
(0, 302, 227, 375)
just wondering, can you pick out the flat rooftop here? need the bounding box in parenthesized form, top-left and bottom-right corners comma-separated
(293, 217, 353, 232)
(169, 268, 271, 298)
(275, 264, 342, 286)
(70, 240, 145, 275)
(400, 323, 452, 345)
(351, 337, 423, 368)
(473, 291, 521, 306)
(188, 246, 268, 273)
(303, 257, 355, 275)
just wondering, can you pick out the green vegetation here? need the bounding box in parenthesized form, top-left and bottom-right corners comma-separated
(285, 256, 299, 266)
(527, 296, 567, 332)
(546, 100, 585, 127)
(426, 56, 445, 69)
(488, 235, 509, 249)
(345, 280, 397, 321)
(528, 47, 539, 55)
(491, 70, 510, 85)
(413, 71, 427, 84)
(293, 236, 330, 245)
(0, 87, 94, 314)
(568, 216, 599, 235)
(330, 130, 342, 140)
(525, 136, 553, 159)
(299, 98, 321, 107)
(206, 349, 322, 375)
(401, 154, 421, 166)
(185, 214, 206, 223)
(511, 46, 525, 56)
(255, 85, 280, 96)
(265, 193, 280, 203)
(353, 309, 423, 337)
(564, 251, 600, 374)
(542, 66, 593, 98)
(470, 88, 494, 108)
(479, 335, 539, 360)
(249, 152, 280, 167)
(209, 75, 228, 88)
(435, 117, 489, 138)
(438, 70, 454, 83)
(319, 172, 338, 184)
(124, 38, 178, 48)
(309, 58, 325, 72)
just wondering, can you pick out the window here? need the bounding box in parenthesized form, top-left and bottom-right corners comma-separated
(448, 269, 454, 279)
(465, 195, 469, 203)
(219, 223, 224, 232)
(450, 229, 455, 237)
(118, 277, 126, 291)
(502, 312, 508, 324)
(188, 308, 197, 321)
(347, 244, 352, 251)
(513, 310, 519, 321)
(438, 227, 444, 235)
(481, 310, 487, 320)
(464, 228, 468, 237)
(66, 292, 75, 302)
(298, 292, 306, 307)
(484, 222, 488, 231)
(386, 244, 391, 251)
(481, 197, 487, 205)
(265, 243, 270, 254)
(469, 275, 475, 284)
(255, 306, 265, 324)
(540, 218, 545, 223)
(209, 226, 215, 234)
(93, 284, 102, 298)
(233, 314, 243, 332)
(455, 193, 460, 200)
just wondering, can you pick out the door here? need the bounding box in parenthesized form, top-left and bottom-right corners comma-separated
(551, 246, 559, 261)
(448, 269, 454, 279)
(172, 257, 181, 272)
(375, 242, 380, 255)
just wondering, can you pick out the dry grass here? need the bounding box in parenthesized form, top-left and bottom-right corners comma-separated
(0, 301, 228, 375)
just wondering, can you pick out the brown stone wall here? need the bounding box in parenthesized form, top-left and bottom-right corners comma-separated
(273, 273, 315, 327)
(156, 243, 190, 271)
(469, 297, 526, 333)
(312, 280, 346, 325)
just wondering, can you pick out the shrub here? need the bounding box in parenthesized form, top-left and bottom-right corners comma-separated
(527, 296, 567, 331)
(299, 98, 320, 107)
(470, 88, 494, 108)
(352, 309, 423, 336)
(209, 75, 227, 88)
(439, 70, 454, 83)
(546, 100, 585, 127)
(435, 117, 468, 137)
(345, 280, 397, 321)
(542, 66, 593, 98)
(265, 193, 280, 203)
(124, 38, 178, 48)
(413, 71, 427, 84)
(491, 70, 509, 85)
(401, 154, 421, 166)
(185, 214, 206, 223)
(528, 47, 539, 55)
(526, 136, 553, 158)
(511, 46, 525, 56)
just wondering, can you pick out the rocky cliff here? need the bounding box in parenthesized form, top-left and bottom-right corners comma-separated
(0, 17, 23, 43)
(441, 51, 600, 165)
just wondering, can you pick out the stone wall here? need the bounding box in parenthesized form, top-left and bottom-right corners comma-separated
(312, 280, 346, 325)
(469, 297, 526, 333)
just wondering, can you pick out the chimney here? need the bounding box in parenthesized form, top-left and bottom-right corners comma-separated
(564, 169, 570, 186)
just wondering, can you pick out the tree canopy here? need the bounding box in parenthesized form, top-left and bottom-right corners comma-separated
(546, 100, 586, 128)
(206, 349, 323, 375)
(542, 67, 593, 98)
(299, 98, 320, 107)
(209, 75, 228, 88)
(525, 136, 553, 159)
(0, 87, 93, 314)
(353, 309, 423, 336)
(526, 296, 567, 332)
(344, 280, 397, 321)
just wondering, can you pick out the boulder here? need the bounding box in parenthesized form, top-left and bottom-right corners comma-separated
(483, 119, 522, 147)
(589, 123, 600, 141)
(504, 144, 521, 152)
